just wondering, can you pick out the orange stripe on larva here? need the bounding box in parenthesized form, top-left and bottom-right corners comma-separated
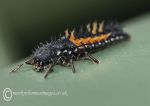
(68, 33, 111, 46)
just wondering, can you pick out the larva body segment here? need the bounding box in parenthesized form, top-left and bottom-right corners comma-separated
(11, 20, 130, 78)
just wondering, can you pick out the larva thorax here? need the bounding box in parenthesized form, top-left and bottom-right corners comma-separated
(25, 38, 76, 68)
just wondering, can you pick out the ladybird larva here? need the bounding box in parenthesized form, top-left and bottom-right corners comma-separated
(11, 20, 130, 79)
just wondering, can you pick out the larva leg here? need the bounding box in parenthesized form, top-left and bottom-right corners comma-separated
(60, 59, 76, 73)
(69, 59, 75, 73)
(44, 64, 54, 79)
(59, 57, 76, 73)
(85, 52, 100, 64)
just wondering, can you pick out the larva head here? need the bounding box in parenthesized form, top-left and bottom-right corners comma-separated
(25, 44, 57, 68)
(24, 57, 45, 71)
(10, 43, 58, 72)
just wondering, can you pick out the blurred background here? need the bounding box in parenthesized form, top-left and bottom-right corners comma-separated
(0, 0, 150, 68)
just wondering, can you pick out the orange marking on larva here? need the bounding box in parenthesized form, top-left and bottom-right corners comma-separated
(93, 37, 99, 42)
(70, 34, 75, 40)
(75, 39, 82, 45)
(70, 30, 75, 39)
(89, 38, 95, 43)
(97, 35, 108, 41)
(69, 33, 111, 46)
(82, 37, 91, 44)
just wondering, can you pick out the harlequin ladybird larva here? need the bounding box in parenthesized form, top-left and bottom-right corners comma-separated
(10, 20, 130, 79)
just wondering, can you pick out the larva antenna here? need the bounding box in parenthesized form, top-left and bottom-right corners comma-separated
(10, 63, 24, 73)
(10, 58, 34, 73)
